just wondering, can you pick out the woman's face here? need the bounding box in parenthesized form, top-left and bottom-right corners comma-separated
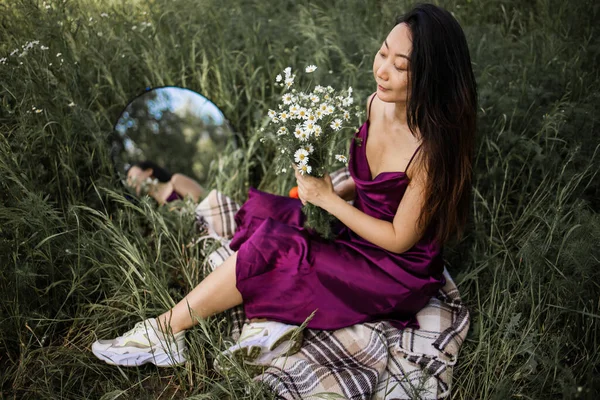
(372, 23, 412, 104)
(126, 166, 153, 195)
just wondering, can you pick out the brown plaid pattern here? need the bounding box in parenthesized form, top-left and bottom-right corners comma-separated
(194, 167, 470, 399)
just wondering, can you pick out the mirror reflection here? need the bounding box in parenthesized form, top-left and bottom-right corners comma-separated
(111, 87, 235, 204)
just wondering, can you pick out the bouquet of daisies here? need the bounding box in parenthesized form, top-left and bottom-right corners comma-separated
(262, 65, 359, 239)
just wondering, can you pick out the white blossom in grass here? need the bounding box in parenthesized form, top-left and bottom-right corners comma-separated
(330, 119, 342, 131)
(279, 111, 289, 122)
(289, 104, 300, 115)
(326, 105, 334, 115)
(314, 85, 325, 93)
(319, 103, 328, 112)
(335, 154, 348, 165)
(298, 131, 310, 142)
(303, 144, 315, 154)
(297, 107, 308, 120)
(310, 94, 320, 103)
(313, 125, 322, 137)
(40, 45, 49, 50)
(101, 12, 109, 18)
(306, 113, 317, 123)
(343, 110, 350, 121)
(276, 74, 282, 82)
(281, 168, 287, 173)
(0, 57, 6, 65)
(303, 120, 316, 133)
(35, 109, 43, 114)
(294, 148, 310, 165)
(277, 127, 288, 136)
(268, 109, 277, 118)
(293, 125, 304, 139)
(56, 53, 62, 57)
(282, 93, 293, 104)
(315, 110, 324, 120)
(298, 164, 312, 175)
(68, 101, 76, 107)
(271, 116, 279, 123)
(305, 65, 317, 73)
(285, 77, 294, 88)
(284, 67, 291, 77)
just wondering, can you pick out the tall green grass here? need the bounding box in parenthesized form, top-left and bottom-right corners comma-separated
(1, 0, 598, 398)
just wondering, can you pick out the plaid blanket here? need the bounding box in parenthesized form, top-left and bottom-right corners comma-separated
(194, 168, 470, 399)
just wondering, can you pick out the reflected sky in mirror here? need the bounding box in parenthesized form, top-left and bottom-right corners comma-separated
(112, 87, 234, 185)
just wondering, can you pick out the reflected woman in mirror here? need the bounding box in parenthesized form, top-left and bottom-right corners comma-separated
(126, 160, 206, 204)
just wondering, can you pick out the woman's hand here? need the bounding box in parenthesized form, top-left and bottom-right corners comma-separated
(293, 165, 336, 209)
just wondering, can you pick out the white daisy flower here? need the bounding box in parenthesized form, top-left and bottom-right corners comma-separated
(319, 103, 328, 112)
(279, 111, 289, 121)
(299, 164, 312, 175)
(303, 121, 316, 133)
(294, 148, 310, 165)
(276, 74, 282, 82)
(313, 125, 322, 137)
(285, 77, 294, 88)
(315, 110, 324, 119)
(289, 104, 300, 115)
(271, 116, 279, 123)
(268, 109, 277, 118)
(335, 154, 348, 164)
(293, 125, 304, 139)
(306, 113, 317, 123)
(310, 95, 320, 103)
(314, 85, 325, 93)
(303, 144, 315, 154)
(68, 101, 76, 107)
(343, 110, 350, 121)
(284, 67, 291, 77)
(281, 168, 287, 173)
(282, 93, 293, 104)
(326, 105, 335, 114)
(35, 109, 43, 114)
(298, 131, 310, 142)
(305, 65, 317, 73)
(277, 127, 288, 136)
(297, 107, 308, 119)
(330, 119, 342, 131)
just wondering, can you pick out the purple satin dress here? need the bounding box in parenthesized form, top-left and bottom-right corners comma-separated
(229, 119, 446, 330)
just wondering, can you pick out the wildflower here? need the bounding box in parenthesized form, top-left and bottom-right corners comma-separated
(275, 74, 282, 82)
(306, 113, 317, 123)
(315, 110, 324, 119)
(313, 125, 322, 137)
(68, 102, 76, 107)
(40, 45, 49, 50)
(303, 144, 315, 154)
(335, 154, 348, 164)
(285, 77, 294, 88)
(289, 104, 300, 115)
(281, 168, 287, 173)
(305, 65, 317, 73)
(282, 93, 293, 104)
(314, 85, 325, 93)
(277, 127, 288, 136)
(132, 25, 137, 30)
(310, 95, 320, 103)
(319, 103, 328, 112)
(330, 119, 342, 131)
(279, 111, 289, 122)
(294, 148, 310, 165)
(303, 121, 316, 133)
(35, 109, 43, 114)
(268, 109, 277, 118)
(299, 164, 312, 175)
(0, 57, 6, 64)
(326, 105, 334, 114)
(293, 125, 304, 139)
(56, 52, 62, 57)
(101, 12, 109, 17)
(284, 67, 291, 77)
(343, 110, 350, 121)
(297, 107, 308, 119)
(298, 131, 310, 141)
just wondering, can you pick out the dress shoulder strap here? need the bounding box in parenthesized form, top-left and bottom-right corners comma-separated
(367, 93, 376, 120)
(405, 144, 422, 172)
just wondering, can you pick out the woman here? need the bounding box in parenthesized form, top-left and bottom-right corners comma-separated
(92, 3, 476, 370)
(126, 160, 206, 204)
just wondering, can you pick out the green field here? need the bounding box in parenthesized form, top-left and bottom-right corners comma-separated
(1, 0, 598, 398)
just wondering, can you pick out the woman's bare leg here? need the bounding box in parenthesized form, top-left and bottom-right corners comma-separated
(157, 251, 243, 334)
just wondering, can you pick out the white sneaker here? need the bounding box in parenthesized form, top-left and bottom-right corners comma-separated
(214, 321, 303, 373)
(91, 318, 187, 367)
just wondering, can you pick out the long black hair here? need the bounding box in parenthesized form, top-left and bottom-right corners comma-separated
(398, 3, 478, 245)
(128, 161, 173, 183)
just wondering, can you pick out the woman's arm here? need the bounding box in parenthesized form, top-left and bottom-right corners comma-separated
(171, 173, 205, 203)
(323, 170, 427, 254)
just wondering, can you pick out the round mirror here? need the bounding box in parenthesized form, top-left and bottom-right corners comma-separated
(111, 87, 235, 203)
